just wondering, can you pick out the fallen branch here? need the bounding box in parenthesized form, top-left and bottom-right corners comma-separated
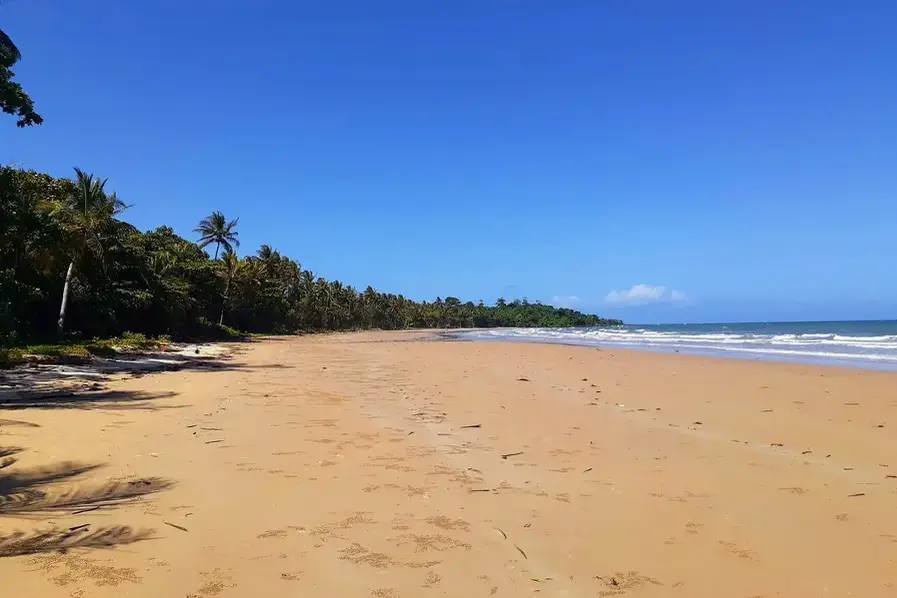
(501, 451, 524, 460)
(460, 424, 481, 429)
(164, 521, 189, 532)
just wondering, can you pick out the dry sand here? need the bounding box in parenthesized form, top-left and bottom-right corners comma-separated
(1, 331, 896, 597)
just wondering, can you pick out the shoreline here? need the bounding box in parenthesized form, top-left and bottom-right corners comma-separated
(2, 332, 895, 596)
(449, 327, 897, 372)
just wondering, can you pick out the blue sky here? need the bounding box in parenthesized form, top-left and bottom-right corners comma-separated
(2, 1, 895, 324)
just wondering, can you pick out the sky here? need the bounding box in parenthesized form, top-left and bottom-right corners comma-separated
(2, 0, 896, 324)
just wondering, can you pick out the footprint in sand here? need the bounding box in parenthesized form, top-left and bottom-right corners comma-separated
(26, 554, 141, 588)
(393, 533, 471, 553)
(187, 568, 236, 597)
(425, 516, 470, 532)
(594, 571, 663, 596)
(718, 540, 758, 561)
(422, 571, 443, 588)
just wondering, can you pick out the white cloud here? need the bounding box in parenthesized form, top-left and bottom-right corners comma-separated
(605, 284, 687, 306)
(550, 295, 581, 308)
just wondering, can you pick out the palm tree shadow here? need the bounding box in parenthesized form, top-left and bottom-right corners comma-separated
(1, 354, 289, 411)
(0, 389, 183, 411)
(0, 526, 156, 557)
(0, 448, 173, 557)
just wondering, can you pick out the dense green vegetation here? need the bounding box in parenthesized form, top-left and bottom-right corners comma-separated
(0, 332, 168, 366)
(1, 166, 620, 347)
(1, 23, 42, 127)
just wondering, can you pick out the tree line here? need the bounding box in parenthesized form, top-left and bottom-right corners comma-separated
(1, 22, 621, 343)
(0, 167, 621, 345)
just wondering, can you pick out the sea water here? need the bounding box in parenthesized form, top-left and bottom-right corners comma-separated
(459, 320, 897, 371)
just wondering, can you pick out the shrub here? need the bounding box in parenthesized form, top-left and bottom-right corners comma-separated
(86, 344, 118, 357)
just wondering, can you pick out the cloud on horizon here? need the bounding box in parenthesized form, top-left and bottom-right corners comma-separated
(605, 284, 687, 306)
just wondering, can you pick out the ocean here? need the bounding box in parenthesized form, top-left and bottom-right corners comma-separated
(458, 320, 897, 371)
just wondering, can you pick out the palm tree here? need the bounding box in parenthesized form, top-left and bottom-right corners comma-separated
(315, 277, 332, 329)
(256, 244, 275, 262)
(194, 211, 239, 259)
(47, 168, 127, 337)
(296, 270, 315, 328)
(219, 247, 239, 326)
(255, 244, 282, 276)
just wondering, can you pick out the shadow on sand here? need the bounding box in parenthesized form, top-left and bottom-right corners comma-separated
(0, 346, 288, 554)
(0, 389, 181, 411)
(0, 443, 173, 557)
(0, 351, 292, 411)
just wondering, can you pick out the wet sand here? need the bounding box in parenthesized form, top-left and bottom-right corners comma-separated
(1, 331, 896, 596)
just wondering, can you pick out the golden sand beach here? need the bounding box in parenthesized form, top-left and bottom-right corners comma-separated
(1, 332, 896, 596)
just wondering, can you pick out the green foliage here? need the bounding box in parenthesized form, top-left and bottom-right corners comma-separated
(185, 318, 245, 342)
(0, 347, 25, 365)
(85, 343, 118, 357)
(1, 27, 42, 127)
(0, 333, 172, 367)
(0, 167, 621, 348)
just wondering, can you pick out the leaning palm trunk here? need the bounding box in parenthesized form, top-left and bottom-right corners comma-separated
(57, 260, 75, 337)
(219, 276, 231, 325)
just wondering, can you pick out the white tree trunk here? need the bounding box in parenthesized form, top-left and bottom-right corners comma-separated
(219, 276, 231, 326)
(57, 260, 75, 338)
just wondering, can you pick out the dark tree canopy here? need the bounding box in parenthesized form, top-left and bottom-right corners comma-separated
(0, 27, 42, 127)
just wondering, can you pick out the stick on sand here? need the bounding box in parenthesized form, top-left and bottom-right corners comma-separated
(164, 521, 189, 532)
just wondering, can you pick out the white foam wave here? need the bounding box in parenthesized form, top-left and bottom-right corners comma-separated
(462, 326, 897, 369)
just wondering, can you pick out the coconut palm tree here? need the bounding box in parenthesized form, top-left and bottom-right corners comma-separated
(194, 211, 239, 259)
(47, 168, 127, 337)
(255, 244, 283, 276)
(219, 247, 239, 326)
